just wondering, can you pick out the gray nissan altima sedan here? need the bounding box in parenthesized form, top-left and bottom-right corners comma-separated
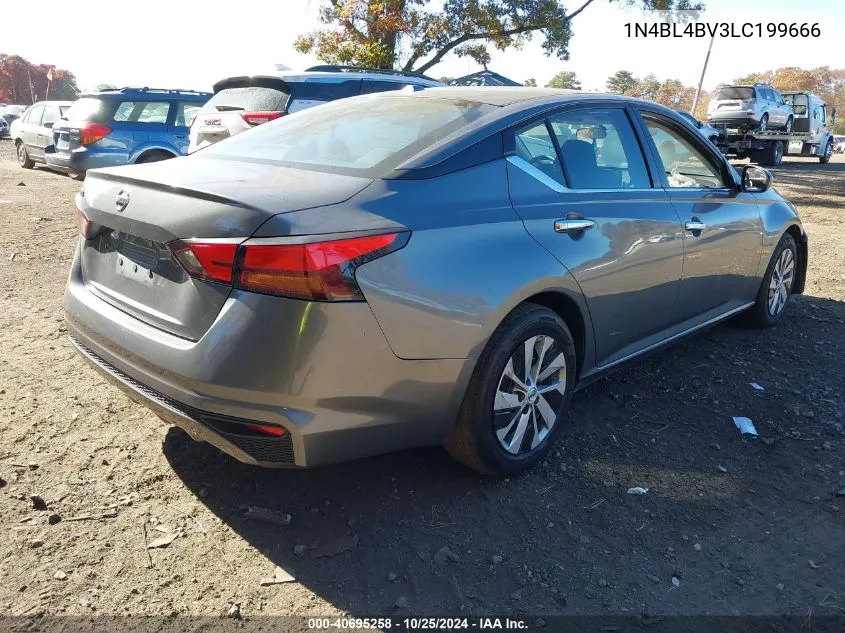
(65, 87, 807, 476)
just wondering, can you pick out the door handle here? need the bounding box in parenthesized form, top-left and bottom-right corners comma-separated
(554, 219, 595, 233)
(685, 220, 706, 232)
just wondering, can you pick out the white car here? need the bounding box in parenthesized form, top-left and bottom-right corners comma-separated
(834, 135, 845, 154)
(188, 66, 442, 153)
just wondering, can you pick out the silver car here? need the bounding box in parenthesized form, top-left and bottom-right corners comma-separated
(707, 84, 794, 132)
(66, 88, 807, 476)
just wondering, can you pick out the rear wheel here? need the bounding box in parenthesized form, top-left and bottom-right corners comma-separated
(445, 304, 576, 476)
(754, 141, 783, 166)
(743, 233, 797, 328)
(819, 140, 833, 164)
(70, 171, 86, 181)
(16, 141, 34, 169)
(136, 150, 175, 164)
(758, 113, 769, 131)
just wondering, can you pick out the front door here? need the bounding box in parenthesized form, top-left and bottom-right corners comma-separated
(506, 105, 685, 368)
(22, 104, 45, 157)
(635, 109, 763, 328)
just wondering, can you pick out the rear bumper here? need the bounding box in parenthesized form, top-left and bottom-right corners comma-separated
(64, 243, 471, 467)
(46, 148, 129, 173)
(707, 113, 759, 128)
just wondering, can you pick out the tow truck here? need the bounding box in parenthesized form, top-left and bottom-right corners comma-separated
(713, 92, 836, 166)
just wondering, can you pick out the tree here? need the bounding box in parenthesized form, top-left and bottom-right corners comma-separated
(524, 78, 537, 87)
(0, 54, 79, 104)
(546, 71, 581, 90)
(295, 0, 705, 75)
(606, 70, 638, 95)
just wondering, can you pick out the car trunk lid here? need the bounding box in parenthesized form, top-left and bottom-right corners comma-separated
(78, 156, 374, 340)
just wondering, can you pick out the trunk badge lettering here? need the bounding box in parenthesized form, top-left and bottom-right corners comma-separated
(115, 189, 130, 212)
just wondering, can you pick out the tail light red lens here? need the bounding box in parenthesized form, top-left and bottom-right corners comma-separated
(168, 232, 408, 301)
(236, 233, 407, 301)
(78, 209, 103, 240)
(168, 241, 239, 284)
(79, 122, 112, 146)
(243, 423, 286, 437)
(240, 111, 284, 126)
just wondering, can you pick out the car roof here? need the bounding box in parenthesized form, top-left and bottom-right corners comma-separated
(395, 87, 662, 109)
(87, 88, 211, 99)
(263, 70, 441, 86)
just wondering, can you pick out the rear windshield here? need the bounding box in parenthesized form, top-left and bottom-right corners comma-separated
(202, 94, 494, 177)
(714, 87, 755, 101)
(63, 97, 105, 122)
(200, 87, 289, 114)
(783, 94, 808, 115)
(3, 105, 26, 115)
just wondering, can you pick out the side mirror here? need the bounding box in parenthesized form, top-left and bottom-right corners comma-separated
(742, 164, 773, 193)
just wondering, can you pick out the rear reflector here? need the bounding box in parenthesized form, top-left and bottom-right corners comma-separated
(243, 423, 286, 437)
(79, 122, 112, 146)
(168, 232, 408, 301)
(236, 232, 407, 301)
(240, 111, 284, 126)
(168, 241, 239, 284)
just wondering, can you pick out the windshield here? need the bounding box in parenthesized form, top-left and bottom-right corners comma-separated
(63, 97, 105, 121)
(714, 87, 754, 101)
(783, 94, 808, 115)
(203, 94, 495, 176)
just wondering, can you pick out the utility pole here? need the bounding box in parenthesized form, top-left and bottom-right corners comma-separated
(691, 33, 715, 116)
(27, 68, 36, 103)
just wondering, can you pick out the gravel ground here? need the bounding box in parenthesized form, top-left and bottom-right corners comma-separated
(1, 140, 844, 623)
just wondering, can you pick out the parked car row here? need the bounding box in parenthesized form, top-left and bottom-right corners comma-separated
(4, 66, 442, 179)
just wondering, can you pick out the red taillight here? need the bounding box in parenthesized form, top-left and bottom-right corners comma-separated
(243, 423, 286, 437)
(236, 233, 406, 301)
(78, 209, 102, 240)
(168, 232, 408, 301)
(168, 240, 239, 284)
(240, 111, 284, 126)
(79, 122, 112, 146)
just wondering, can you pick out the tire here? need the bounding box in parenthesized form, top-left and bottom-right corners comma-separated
(742, 233, 798, 328)
(16, 141, 34, 169)
(136, 150, 174, 164)
(754, 142, 783, 166)
(819, 140, 833, 164)
(445, 304, 577, 476)
(758, 113, 769, 131)
(70, 171, 86, 181)
(784, 116, 793, 133)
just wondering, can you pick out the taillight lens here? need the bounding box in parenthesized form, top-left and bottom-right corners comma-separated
(168, 241, 239, 284)
(243, 423, 286, 437)
(78, 209, 103, 240)
(79, 122, 112, 146)
(168, 232, 408, 301)
(236, 233, 407, 301)
(240, 111, 284, 126)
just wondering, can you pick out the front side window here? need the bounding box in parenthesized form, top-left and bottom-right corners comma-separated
(644, 116, 726, 189)
(113, 101, 171, 124)
(548, 108, 651, 190)
(26, 105, 45, 125)
(204, 94, 493, 177)
(514, 121, 565, 186)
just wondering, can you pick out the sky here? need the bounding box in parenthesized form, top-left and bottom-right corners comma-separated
(4, 0, 844, 94)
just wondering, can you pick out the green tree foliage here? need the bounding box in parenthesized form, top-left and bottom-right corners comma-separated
(0, 54, 79, 104)
(295, 0, 705, 74)
(524, 78, 537, 87)
(604, 70, 707, 117)
(546, 71, 581, 89)
(606, 70, 638, 95)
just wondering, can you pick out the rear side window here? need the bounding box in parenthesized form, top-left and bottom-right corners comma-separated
(63, 97, 106, 122)
(714, 87, 754, 101)
(290, 80, 362, 101)
(42, 104, 61, 126)
(361, 80, 409, 95)
(113, 101, 171, 124)
(514, 122, 565, 186)
(175, 101, 202, 126)
(548, 108, 651, 190)
(200, 87, 288, 114)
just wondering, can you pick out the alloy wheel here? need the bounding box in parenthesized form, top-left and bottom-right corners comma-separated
(493, 335, 566, 455)
(768, 247, 794, 316)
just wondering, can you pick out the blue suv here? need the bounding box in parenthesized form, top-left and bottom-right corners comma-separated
(47, 87, 210, 179)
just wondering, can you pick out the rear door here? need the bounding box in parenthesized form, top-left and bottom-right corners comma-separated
(22, 105, 44, 154)
(113, 100, 172, 160)
(634, 108, 762, 327)
(37, 104, 62, 156)
(169, 100, 200, 155)
(507, 105, 685, 368)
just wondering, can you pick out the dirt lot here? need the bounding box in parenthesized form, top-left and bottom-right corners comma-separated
(1, 141, 844, 623)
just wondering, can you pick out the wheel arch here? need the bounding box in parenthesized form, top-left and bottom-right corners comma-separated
(520, 291, 590, 381)
(132, 145, 178, 164)
(784, 223, 807, 295)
